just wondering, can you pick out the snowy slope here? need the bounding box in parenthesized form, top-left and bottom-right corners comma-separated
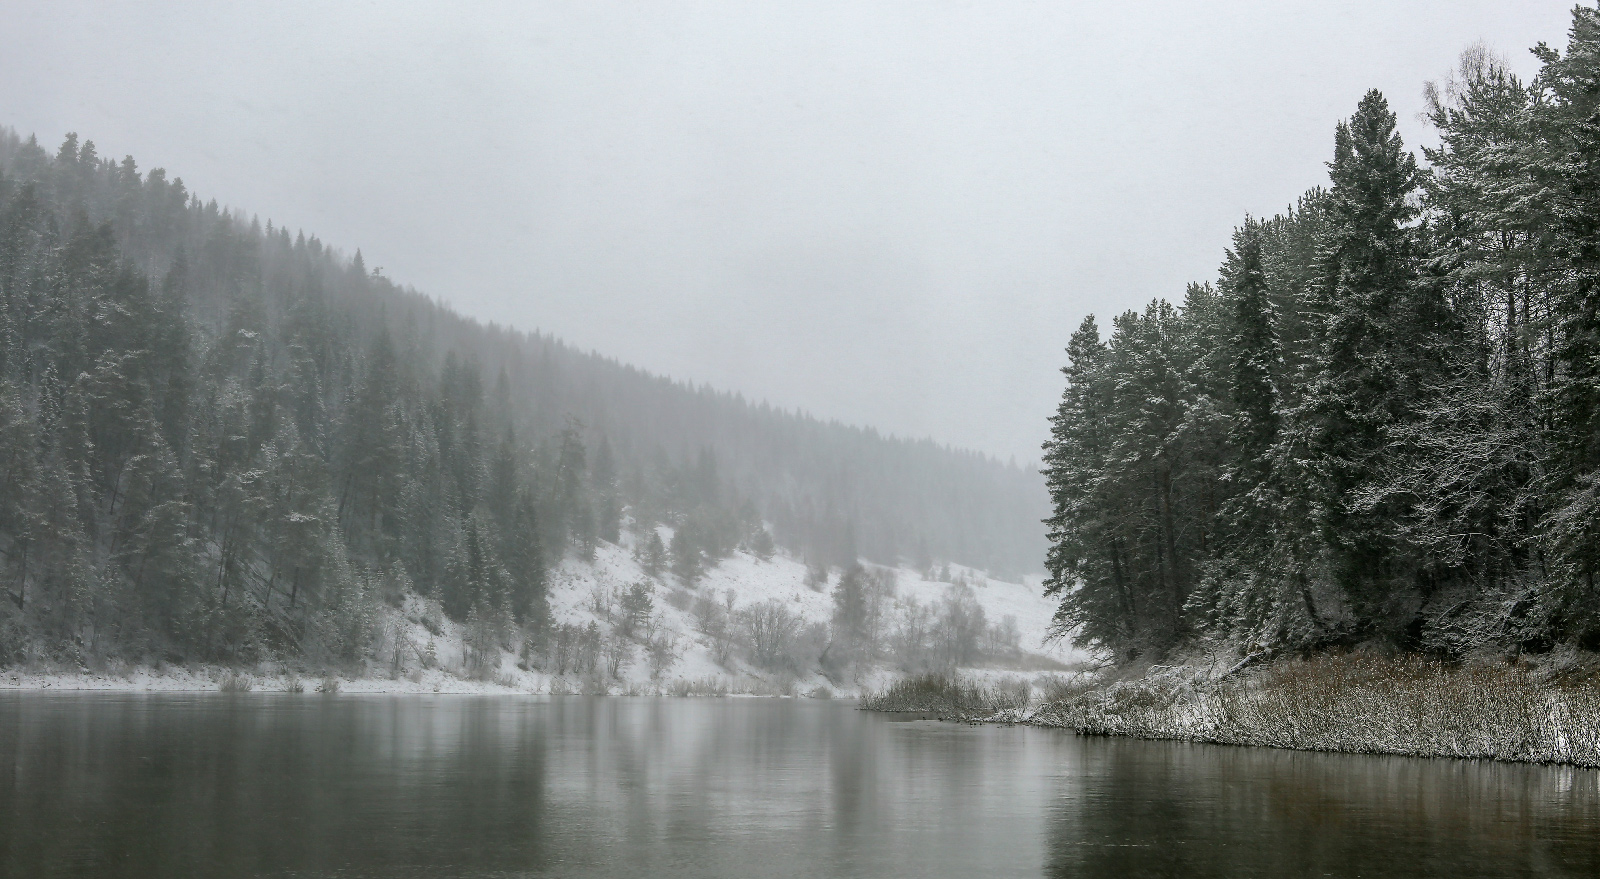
(537, 528, 1081, 690)
(1, 530, 1082, 695)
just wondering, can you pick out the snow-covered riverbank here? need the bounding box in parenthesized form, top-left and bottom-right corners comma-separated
(0, 663, 1054, 698)
(1015, 653, 1600, 767)
(853, 651, 1600, 767)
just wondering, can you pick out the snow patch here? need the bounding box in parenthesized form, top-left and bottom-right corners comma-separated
(2, 540, 1083, 695)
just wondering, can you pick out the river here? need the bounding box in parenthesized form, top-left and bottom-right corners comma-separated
(2, 693, 1597, 877)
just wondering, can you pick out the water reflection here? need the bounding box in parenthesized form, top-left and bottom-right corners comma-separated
(1045, 736, 1600, 878)
(1, 694, 1596, 878)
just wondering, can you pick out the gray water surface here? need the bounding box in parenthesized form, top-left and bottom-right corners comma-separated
(2, 693, 1597, 878)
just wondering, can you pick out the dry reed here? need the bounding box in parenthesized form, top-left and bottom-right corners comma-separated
(1036, 653, 1600, 767)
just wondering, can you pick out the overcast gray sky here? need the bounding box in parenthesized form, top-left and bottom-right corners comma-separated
(0, 1, 1577, 462)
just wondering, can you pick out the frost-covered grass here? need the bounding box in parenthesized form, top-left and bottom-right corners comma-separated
(860, 673, 1034, 716)
(1034, 653, 1600, 767)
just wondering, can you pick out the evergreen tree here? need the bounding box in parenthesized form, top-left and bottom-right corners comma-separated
(592, 437, 619, 544)
(670, 523, 703, 586)
(1283, 89, 1439, 637)
(641, 530, 666, 578)
(1042, 316, 1123, 651)
(504, 489, 549, 629)
(1224, 222, 1279, 461)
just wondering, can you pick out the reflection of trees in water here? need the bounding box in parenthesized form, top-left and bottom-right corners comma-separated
(3, 696, 562, 876)
(5, 696, 1080, 878)
(2, 696, 918, 877)
(12, 697, 1590, 879)
(1044, 737, 1600, 879)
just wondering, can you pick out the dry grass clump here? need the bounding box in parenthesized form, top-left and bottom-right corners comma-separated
(1036, 653, 1600, 767)
(217, 671, 253, 692)
(861, 673, 1031, 716)
(668, 676, 732, 697)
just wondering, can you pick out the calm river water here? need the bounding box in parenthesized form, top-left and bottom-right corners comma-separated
(2, 693, 1598, 878)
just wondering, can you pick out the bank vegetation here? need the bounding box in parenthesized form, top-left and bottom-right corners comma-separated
(1033, 652, 1600, 767)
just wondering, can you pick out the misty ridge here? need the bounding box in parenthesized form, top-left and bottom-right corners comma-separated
(0, 128, 1044, 669)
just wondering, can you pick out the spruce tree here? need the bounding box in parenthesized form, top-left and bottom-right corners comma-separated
(1224, 222, 1279, 461)
(1286, 90, 1430, 634)
(641, 530, 666, 578)
(1042, 315, 1129, 653)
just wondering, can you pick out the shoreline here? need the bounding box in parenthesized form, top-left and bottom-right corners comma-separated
(0, 660, 1049, 698)
(22, 655, 1594, 772)
(0, 667, 838, 697)
(866, 653, 1600, 768)
(0, 665, 978, 698)
(1, 667, 531, 695)
(1022, 653, 1600, 768)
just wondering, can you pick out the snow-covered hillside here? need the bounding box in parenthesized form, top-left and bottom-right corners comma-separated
(1, 531, 1082, 695)
(527, 531, 1080, 694)
(363, 527, 1080, 696)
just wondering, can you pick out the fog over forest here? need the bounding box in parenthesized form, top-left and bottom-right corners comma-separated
(10, 6, 1600, 877)
(0, 130, 1054, 667)
(0, 2, 1584, 671)
(0, 1, 1573, 463)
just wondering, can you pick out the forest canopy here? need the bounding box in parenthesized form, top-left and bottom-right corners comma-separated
(1043, 10, 1600, 662)
(0, 127, 1044, 666)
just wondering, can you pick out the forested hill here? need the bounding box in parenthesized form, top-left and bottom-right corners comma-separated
(0, 127, 1043, 664)
(1043, 13, 1600, 663)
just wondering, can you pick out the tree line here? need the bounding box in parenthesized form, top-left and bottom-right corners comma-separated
(0, 125, 1042, 666)
(1043, 10, 1600, 662)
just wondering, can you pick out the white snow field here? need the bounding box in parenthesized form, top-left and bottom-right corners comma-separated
(1, 529, 1081, 695)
